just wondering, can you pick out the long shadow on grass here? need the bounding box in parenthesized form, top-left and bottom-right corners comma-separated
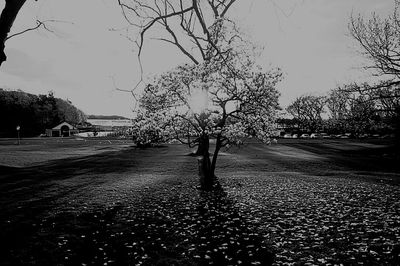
(0, 146, 174, 197)
(242, 140, 400, 184)
(0, 145, 171, 213)
(0, 146, 141, 182)
(288, 140, 400, 173)
(0, 146, 165, 259)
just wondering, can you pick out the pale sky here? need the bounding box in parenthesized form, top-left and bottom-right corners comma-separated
(0, 0, 394, 118)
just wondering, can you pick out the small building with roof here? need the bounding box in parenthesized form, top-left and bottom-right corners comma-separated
(45, 122, 79, 137)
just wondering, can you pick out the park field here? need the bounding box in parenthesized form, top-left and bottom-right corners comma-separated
(0, 137, 399, 265)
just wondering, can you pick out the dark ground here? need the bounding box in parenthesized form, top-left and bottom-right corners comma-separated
(0, 137, 399, 265)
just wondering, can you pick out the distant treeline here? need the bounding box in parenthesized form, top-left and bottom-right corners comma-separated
(87, 115, 129, 120)
(0, 89, 86, 137)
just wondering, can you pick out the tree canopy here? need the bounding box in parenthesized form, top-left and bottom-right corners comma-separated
(118, 1, 283, 189)
(349, 0, 400, 114)
(284, 87, 395, 136)
(349, 1, 400, 145)
(286, 95, 326, 132)
(0, 89, 86, 137)
(133, 29, 282, 188)
(136, 60, 281, 144)
(349, 1, 400, 80)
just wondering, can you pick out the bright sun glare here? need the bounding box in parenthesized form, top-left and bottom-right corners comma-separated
(188, 89, 209, 114)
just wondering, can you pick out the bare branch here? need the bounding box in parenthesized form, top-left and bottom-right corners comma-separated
(119, 1, 194, 57)
(220, 0, 237, 17)
(0, 0, 27, 65)
(5, 19, 71, 41)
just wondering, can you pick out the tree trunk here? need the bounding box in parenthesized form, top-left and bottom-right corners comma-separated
(395, 107, 400, 160)
(194, 137, 207, 155)
(197, 133, 223, 190)
(0, 0, 26, 66)
(197, 133, 214, 190)
(210, 134, 222, 177)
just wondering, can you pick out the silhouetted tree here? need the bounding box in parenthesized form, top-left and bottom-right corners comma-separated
(119, 0, 279, 190)
(286, 95, 326, 132)
(349, 1, 400, 80)
(349, 0, 400, 146)
(134, 47, 282, 190)
(0, 0, 59, 67)
(0, 0, 25, 65)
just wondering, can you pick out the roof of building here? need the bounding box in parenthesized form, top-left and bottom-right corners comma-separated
(51, 122, 77, 130)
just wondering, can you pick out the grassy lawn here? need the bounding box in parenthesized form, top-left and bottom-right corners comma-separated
(0, 138, 399, 265)
(0, 137, 132, 167)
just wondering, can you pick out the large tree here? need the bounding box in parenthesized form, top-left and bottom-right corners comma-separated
(327, 86, 353, 122)
(349, 0, 400, 81)
(349, 0, 400, 144)
(339, 83, 398, 134)
(118, 0, 282, 190)
(329, 86, 380, 134)
(325, 87, 353, 133)
(134, 46, 282, 190)
(286, 95, 326, 132)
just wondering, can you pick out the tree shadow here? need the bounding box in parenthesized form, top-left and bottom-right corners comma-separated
(189, 189, 275, 265)
(0, 146, 148, 252)
(289, 140, 400, 173)
(0, 146, 151, 188)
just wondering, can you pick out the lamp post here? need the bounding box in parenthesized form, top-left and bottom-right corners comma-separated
(16, 125, 20, 145)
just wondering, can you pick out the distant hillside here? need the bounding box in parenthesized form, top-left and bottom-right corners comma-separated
(0, 89, 86, 137)
(87, 115, 130, 120)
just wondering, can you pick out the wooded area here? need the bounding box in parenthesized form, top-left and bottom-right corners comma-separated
(0, 89, 86, 137)
(285, 85, 400, 136)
